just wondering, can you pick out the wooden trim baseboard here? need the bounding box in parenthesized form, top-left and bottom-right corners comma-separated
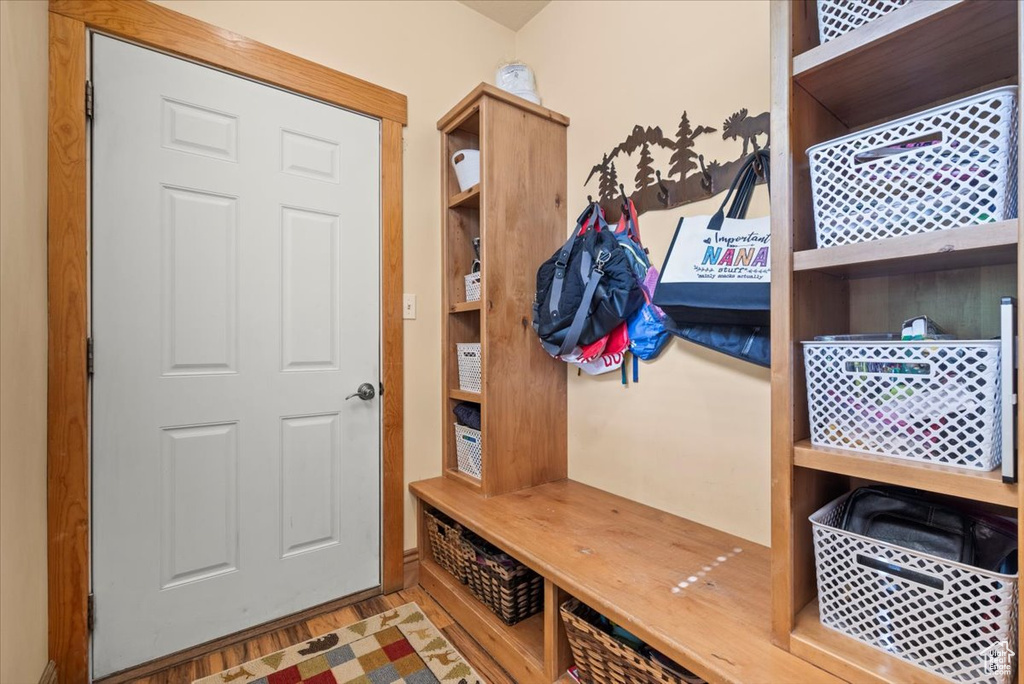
(39, 661, 58, 684)
(94, 587, 381, 684)
(47, 2, 406, 682)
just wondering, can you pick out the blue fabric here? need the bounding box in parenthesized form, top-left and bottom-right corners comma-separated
(627, 302, 670, 361)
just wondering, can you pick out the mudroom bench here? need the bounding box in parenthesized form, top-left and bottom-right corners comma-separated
(409, 477, 840, 684)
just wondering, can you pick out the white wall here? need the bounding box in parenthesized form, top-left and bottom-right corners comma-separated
(0, 0, 51, 681)
(517, 0, 772, 544)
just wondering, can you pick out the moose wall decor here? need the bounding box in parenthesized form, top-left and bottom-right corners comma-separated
(585, 108, 770, 221)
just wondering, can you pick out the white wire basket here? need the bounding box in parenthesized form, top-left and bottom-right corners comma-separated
(816, 0, 910, 44)
(465, 271, 481, 302)
(811, 492, 1019, 684)
(456, 343, 481, 393)
(454, 423, 482, 479)
(803, 340, 1002, 470)
(808, 86, 1019, 249)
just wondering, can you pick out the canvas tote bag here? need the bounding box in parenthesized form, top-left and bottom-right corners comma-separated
(654, 149, 770, 327)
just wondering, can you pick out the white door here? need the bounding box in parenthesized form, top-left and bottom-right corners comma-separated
(91, 35, 381, 677)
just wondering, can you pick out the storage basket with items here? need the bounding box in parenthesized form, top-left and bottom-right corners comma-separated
(810, 486, 1018, 683)
(803, 337, 1003, 470)
(424, 508, 468, 583)
(461, 530, 543, 626)
(807, 86, 1018, 249)
(560, 598, 705, 684)
(452, 401, 481, 480)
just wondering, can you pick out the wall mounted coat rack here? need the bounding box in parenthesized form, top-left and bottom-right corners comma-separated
(585, 108, 770, 221)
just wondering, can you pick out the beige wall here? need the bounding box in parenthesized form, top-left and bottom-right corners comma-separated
(0, 0, 51, 681)
(159, 0, 772, 547)
(517, 0, 772, 544)
(155, 1, 517, 549)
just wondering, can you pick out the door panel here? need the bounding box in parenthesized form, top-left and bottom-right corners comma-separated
(91, 35, 381, 677)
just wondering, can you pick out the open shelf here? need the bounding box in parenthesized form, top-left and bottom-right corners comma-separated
(418, 558, 545, 683)
(793, 220, 1018, 278)
(449, 300, 482, 313)
(793, 0, 1017, 128)
(443, 467, 482, 492)
(448, 184, 480, 209)
(794, 440, 1017, 508)
(449, 388, 481, 403)
(791, 599, 952, 684)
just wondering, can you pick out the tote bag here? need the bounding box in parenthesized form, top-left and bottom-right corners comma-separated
(654, 150, 770, 327)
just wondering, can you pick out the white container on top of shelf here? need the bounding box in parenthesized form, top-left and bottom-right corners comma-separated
(803, 340, 1002, 470)
(810, 492, 1018, 684)
(816, 0, 910, 44)
(807, 86, 1019, 248)
(454, 423, 482, 479)
(456, 342, 481, 393)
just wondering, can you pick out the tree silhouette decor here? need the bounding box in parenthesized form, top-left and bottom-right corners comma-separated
(585, 107, 770, 220)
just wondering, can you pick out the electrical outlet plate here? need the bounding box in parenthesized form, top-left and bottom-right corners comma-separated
(403, 294, 416, 320)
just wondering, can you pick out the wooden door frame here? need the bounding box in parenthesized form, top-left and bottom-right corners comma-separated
(47, 2, 406, 681)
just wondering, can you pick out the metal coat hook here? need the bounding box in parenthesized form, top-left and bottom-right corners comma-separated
(698, 154, 713, 194)
(655, 170, 669, 206)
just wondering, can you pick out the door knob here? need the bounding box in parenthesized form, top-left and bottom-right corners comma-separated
(345, 383, 376, 401)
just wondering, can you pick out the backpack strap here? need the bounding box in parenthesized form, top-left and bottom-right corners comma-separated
(557, 247, 610, 356)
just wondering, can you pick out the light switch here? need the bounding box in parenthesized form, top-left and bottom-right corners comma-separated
(403, 294, 416, 320)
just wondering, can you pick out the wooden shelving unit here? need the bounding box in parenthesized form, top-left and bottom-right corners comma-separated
(439, 83, 569, 497)
(772, 1, 1023, 682)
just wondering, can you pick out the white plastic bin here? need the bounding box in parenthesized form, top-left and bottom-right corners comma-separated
(456, 343, 481, 393)
(803, 340, 1002, 470)
(811, 492, 1018, 684)
(816, 0, 911, 44)
(808, 87, 1018, 248)
(454, 423, 482, 479)
(451, 149, 480, 193)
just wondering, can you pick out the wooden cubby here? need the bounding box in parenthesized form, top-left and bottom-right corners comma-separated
(771, 2, 1024, 682)
(439, 84, 569, 497)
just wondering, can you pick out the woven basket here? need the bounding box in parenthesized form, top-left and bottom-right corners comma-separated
(560, 599, 705, 684)
(424, 508, 468, 583)
(461, 531, 543, 625)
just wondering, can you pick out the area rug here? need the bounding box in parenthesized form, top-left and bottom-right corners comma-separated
(194, 602, 483, 684)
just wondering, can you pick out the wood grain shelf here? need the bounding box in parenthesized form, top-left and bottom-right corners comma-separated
(449, 388, 481, 403)
(794, 440, 1017, 508)
(791, 599, 951, 684)
(792, 221, 1018, 278)
(418, 558, 545, 683)
(448, 184, 480, 209)
(443, 467, 481, 492)
(793, 0, 1017, 128)
(449, 300, 482, 313)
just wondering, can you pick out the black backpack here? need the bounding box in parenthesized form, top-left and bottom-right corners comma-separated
(533, 203, 643, 356)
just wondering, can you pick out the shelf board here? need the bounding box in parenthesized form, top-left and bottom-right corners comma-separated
(449, 300, 482, 313)
(792, 599, 951, 684)
(448, 184, 480, 209)
(792, 221, 1018, 278)
(793, 0, 1017, 128)
(418, 558, 545, 683)
(794, 440, 1016, 508)
(449, 388, 481, 403)
(444, 467, 482, 492)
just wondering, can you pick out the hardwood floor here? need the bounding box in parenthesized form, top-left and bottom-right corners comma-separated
(131, 563, 515, 684)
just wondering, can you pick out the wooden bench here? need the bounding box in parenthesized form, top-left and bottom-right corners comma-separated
(410, 477, 842, 683)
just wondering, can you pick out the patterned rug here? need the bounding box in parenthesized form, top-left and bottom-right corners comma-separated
(194, 602, 483, 684)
